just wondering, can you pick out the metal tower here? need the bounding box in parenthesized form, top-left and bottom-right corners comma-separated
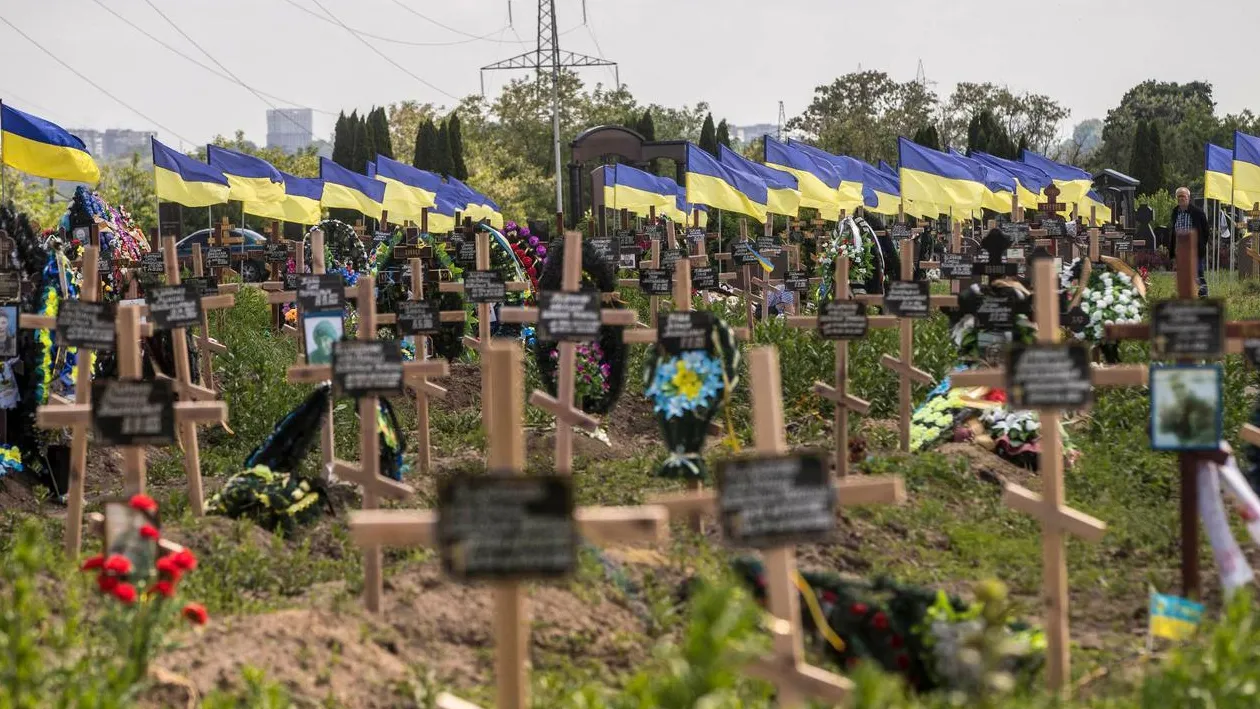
(777, 101, 786, 140)
(481, 0, 618, 216)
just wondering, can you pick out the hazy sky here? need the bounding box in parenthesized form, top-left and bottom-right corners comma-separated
(2, 0, 1257, 151)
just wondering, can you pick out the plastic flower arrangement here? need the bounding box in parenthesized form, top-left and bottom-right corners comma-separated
(552, 342, 610, 402)
(642, 317, 740, 480)
(206, 465, 323, 532)
(815, 216, 875, 300)
(910, 391, 970, 452)
(0, 444, 21, 478)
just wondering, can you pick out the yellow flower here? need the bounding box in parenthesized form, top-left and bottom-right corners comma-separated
(671, 361, 703, 400)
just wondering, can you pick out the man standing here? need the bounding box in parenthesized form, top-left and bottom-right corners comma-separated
(1167, 187, 1211, 296)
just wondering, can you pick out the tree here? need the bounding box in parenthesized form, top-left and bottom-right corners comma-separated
(350, 112, 370, 174)
(331, 111, 350, 169)
(716, 119, 731, 150)
(1098, 81, 1216, 190)
(788, 70, 938, 163)
(1130, 120, 1166, 196)
(387, 101, 440, 164)
(965, 109, 1017, 158)
(435, 120, 453, 177)
(413, 119, 440, 171)
(368, 106, 392, 160)
(1055, 118, 1103, 166)
(448, 113, 468, 180)
(911, 125, 941, 151)
(699, 113, 717, 156)
(635, 108, 656, 141)
(940, 82, 1068, 154)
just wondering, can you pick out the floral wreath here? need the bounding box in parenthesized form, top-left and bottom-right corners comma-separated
(815, 216, 877, 302)
(304, 219, 369, 288)
(505, 221, 546, 298)
(62, 186, 149, 304)
(642, 315, 741, 480)
(531, 234, 628, 415)
(1060, 258, 1145, 348)
(419, 232, 467, 362)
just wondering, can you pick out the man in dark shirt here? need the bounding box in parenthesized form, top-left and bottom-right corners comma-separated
(1167, 187, 1211, 296)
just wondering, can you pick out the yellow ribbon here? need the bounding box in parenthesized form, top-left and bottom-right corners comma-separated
(793, 571, 846, 654)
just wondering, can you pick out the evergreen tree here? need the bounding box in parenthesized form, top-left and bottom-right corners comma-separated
(1016, 134, 1030, 156)
(332, 111, 351, 169)
(369, 107, 392, 160)
(635, 109, 656, 141)
(1130, 120, 1166, 196)
(413, 119, 439, 171)
(448, 113, 468, 180)
(967, 110, 1016, 159)
(350, 112, 370, 174)
(435, 120, 454, 177)
(716, 119, 731, 150)
(966, 113, 988, 154)
(699, 114, 718, 156)
(911, 125, 941, 151)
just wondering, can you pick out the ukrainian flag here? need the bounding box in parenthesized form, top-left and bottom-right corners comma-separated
(1072, 190, 1112, 224)
(371, 154, 439, 222)
(609, 163, 677, 214)
(899, 138, 985, 212)
(1021, 150, 1092, 204)
(685, 143, 767, 221)
(950, 149, 1015, 214)
(764, 136, 842, 219)
(1233, 131, 1260, 212)
(0, 103, 99, 184)
(858, 160, 900, 216)
(153, 137, 229, 208)
(244, 171, 323, 225)
(878, 160, 897, 177)
(718, 145, 800, 217)
(206, 144, 284, 203)
(1149, 590, 1203, 641)
(446, 177, 502, 228)
(973, 151, 1046, 211)
(1204, 143, 1240, 206)
(427, 181, 465, 233)
(320, 157, 384, 219)
(786, 139, 865, 211)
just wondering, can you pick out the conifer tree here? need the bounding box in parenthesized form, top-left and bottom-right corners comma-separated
(448, 113, 468, 180)
(699, 114, 718, 156)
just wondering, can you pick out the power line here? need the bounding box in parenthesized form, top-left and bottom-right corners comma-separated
(0, 86, 67, 124)
(90, 0, 339, 117)
(307, 0, 461, 100)
(139, 0, 314, 139)
(387, 0, 529, 43)
(278, 0, 513, 47)
(0, 13, 195, 145)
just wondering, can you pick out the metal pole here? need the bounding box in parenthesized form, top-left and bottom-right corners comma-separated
(549, 0, 563, 215)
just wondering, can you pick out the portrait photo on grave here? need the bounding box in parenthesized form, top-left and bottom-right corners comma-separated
(0, 304, 17, 359)
(103, 499, 159, 582)
(1150, 364, 1223, 451)
(304, 311, 345, 366)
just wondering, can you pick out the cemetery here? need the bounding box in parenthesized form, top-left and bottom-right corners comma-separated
(6, 20, 1260, 707)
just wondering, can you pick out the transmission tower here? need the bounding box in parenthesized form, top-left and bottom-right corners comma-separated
(777, 101, 786, 140)
(481, 0, 618, 216)
(915, 58, 937, 92)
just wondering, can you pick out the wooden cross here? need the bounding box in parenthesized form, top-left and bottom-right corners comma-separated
(498, 230, 636, 474)
(613, 213, 709, 330)
(1241, 203, 1260, 268)
(403, 247, 454, 476)
(347, 340, 668, 709)
(786, 255, 898, 476)
(287, 273, 447, 612)
(184, 243, 231, 388)
(1104, 229, 1260, 599)
(855, 245, 958, 452)
(35, 305, 225, 538)
(951, 257, 1146, 694)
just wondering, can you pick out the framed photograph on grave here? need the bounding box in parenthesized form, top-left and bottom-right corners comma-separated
(618, 252, 637, 270)
(102, 498, 159, 582)
(303, 310, 344, 365)
(0, 304, 17, 359)
(1149, 364, 1223, 452)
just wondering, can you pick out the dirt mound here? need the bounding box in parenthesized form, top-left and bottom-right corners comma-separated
(439, 362, 482, 412)
(933, 442, 1037, 487)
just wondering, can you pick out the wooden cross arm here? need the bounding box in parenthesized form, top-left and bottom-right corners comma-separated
(497, 306, 639, 327)
(784, 315, 898, 330)
(216, 283, 242, 294)
(288, 360, 446, 384)
(407, 378, 448, 400)
(125, 294, 235, 315)
(648, 475, 905, 520)
(1242, 424, 1260, 448)
(438, 281, 531, 294)
(19, 314, 155, 337)
(348, 505, 669, 547)
(194, 335, 228, 354)
(1109, 321, 1260, 342)
(951, 364, 1147, 389)
(265, 291, 296, 305)
(1004, 484, 1106, 543)
(812, 381, 871, 414)
(440, 310, 467, 322)
(879, 355, 934, 385)
(745, 656, 852, 703)
(152, 372, 218, 401)
(36, 400, 226, 428)
(529, 390, 600, 431)
(331, 461, 415, 500)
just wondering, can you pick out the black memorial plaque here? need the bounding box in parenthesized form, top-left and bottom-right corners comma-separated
(1040, 217, 1066, 237)
(691, 266, 719, 291)
(733, 240, 760, 266)
(437, 475, 577, 581)
(393, 245, 429, 260)
(92, 379, 176, 447)
(975, 293, 1016, 331)
(757, 235, 778, 251)
(817, 301, 868, 340)
(659, 248, 684, 273)
(1152, 300, 1224, 358)
(297, 274, 346, 313)
(1006, 344, 1092, 409)
(589, 236, 619, 266)
(372, 231, 390, 244)
(0, 270, 19, 301)
(537, 291, 601, 341)
(1000, 222, 1031, 241)
(265, 242, 289, 263)
(145, 284, 202, 330)
(141, 252, 165, 274)
(184, 276, 218, 297)
(283, 273, 301, 291)
(686, 227, 705, 243)
(940, 253, 974, 279)
(616, 229, 636, 247)
(890, 224, 912, 238)
(978, 260, 1018, 278)
(1248, 218, 1260, 233)
(464, 270, 506, 303)
(882, 281, 930, 318)
(716, 453, 834, 549)
(456, 239, 478, 267)
(57, 300, 116, 350)
(784, 270, 809, 292)
(332, 340, 404, 397)
(205, 246, 231, 269)
(657, 311, 714, 355)
(1115, 239, 1132, 253)
(396, 300, 440, 335)
(638, 268, 673, 295)
(1246, 339, 1260, 368)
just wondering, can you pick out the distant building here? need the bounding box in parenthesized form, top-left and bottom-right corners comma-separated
(70, 128, 155, 161)
(266, 108, 315, 154)
(731, 123, 779, 145)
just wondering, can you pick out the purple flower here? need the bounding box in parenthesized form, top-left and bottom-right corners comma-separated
(537, 246, 547, 257)
(527, 236, 539, 247)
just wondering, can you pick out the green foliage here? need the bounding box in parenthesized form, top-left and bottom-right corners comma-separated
(939, 82, 1068, 155)
(716, 119, 731, 150)
(1137, 189, 1177, 227)
(699, 113, 718, 156)
(912, 125, 942, 152)
(448, 112, 468, 181)
(1130, 120, 1166, 197)
(435, 120, 454, 178)
(789, 70, 937, 163)
(367, 105, 393, 160)
(634, 108, 656, 141)
(413, 118, 441, 172)
(966, 109, 1017, 159)
(202, 666, 292, 709)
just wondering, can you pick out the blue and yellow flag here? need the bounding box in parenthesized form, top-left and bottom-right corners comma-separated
(0, 103, 99, 184)
(899, 138, 985, 212)
(243, 171, 323, 225)
(320, 157, 384, 219)
(786, 140, 865, 212)
(446, 177, 502, 228)
(972, 151, 1047, 211)
(608, 163, 677, 214)
(857, 160, 900, 216)
(1021, 149, 1092, 204)
(686, 143, 767, 221)
(371, 155, 439, 222)
(950, 149, 1015, 214)
(1233, 131, 1260, 211)
(878, 160, 896, 177)
(1204, 143, 1238, 206)
(206, 145, 284, 203)
(764, 136, 841, 219)
(426, 181, 465, 233)
(1072, 189, 1112, 224)
(1149, 590, 1203, 641)
(153, 137, 229, 208)
(719, 145, 800, 217)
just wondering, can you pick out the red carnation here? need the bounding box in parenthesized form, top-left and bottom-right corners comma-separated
(182, 603, 209, 626)
(112, 582, 137, 604)
(890, 633, 904, 649)
(103, 554, 132, 575)
(152, 580, 175, 598)
(850, 602, 868, 616)
(128, 494, 158, 512)
(80, 554, 105, 571)
(895, 653, 910, 670)
(139, 524, 160, 540)
(821, 591, 838, 604)
(984, 389, 1007, 404)
(871, 612, 889, 630)
(156, 556, 180, 577)
(97, 574, 119, 593)
(171, 549, 198, 572)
